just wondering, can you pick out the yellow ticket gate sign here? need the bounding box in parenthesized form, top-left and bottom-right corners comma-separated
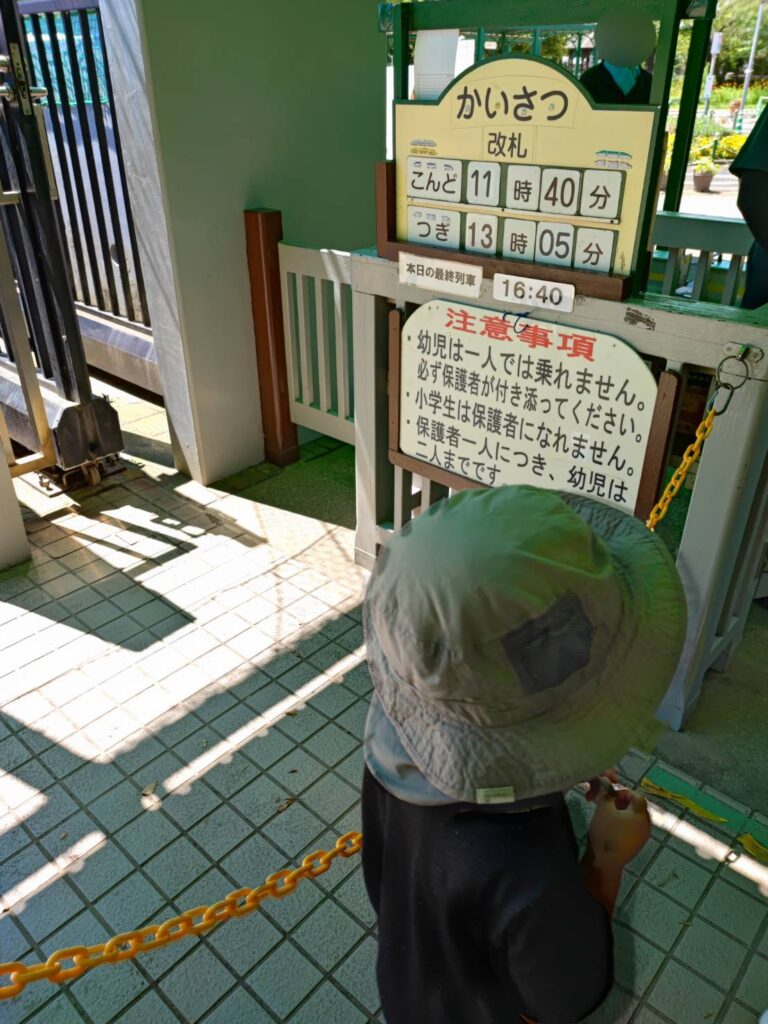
(389, 57, 659, 296)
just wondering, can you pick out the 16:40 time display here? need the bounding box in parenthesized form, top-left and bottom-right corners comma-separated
(492, 273, 576, 313)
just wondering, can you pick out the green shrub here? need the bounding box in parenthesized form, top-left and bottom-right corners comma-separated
(715, 133, 748, 160)
(693, 114, 728, 138)
(690, 135, 715, 159)
(710, 81, 768, 107)
(663, 131, 675, 171)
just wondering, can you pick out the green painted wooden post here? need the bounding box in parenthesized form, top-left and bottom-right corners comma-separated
(649, 4, 679, 106)
(665, 17, 713, 212)
(408, 1, 668, 32)
(392, 1, 410, 101)
(632, 2, 680, 294)
(404, 0, 681, 106)
(575, 32, 583, 74)
(475, 28, 487, 62)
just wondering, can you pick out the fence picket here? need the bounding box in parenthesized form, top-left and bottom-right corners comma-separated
(691, 250, 711, 301)
(280, 271, 300, 403)
(721, 254, 742, 307)
(20, 2, 150, 327)
(334, 280, 351, 422)
(297, 275, 315, 408)
(315, 279, 331, 414)
(661, 247, 682, 296)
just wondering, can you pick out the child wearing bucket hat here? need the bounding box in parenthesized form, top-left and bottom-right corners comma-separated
(361, 485, 687, 1024)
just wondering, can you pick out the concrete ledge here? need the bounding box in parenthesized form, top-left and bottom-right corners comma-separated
(78, 308, 162, 397)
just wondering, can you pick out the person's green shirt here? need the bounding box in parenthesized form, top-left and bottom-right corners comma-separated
(731, 107, 768, 309)
(732, 105, 768, 175)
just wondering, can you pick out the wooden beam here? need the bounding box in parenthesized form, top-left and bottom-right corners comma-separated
(388, 307, 403, 454)
(408, 0, 675, 31)
(634, 369, 682, 521)
(389, 449, 485, 493)
(376, 162, 397, 260)
(244, 209, 300, 468)
(664, 17, 712, 212)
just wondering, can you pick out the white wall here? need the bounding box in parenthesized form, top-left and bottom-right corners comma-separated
(102, 0, 385, 484)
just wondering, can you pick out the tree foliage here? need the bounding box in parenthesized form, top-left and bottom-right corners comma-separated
(713, 0, 768, 78)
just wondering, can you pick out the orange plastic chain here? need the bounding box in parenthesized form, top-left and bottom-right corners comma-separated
(0, 832, 362, 1001)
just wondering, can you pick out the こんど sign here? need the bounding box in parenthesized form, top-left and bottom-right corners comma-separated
(395, 56, 658, 281)
(396, 300, 658, 511)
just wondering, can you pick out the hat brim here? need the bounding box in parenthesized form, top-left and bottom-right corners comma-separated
(365, 493, 687, 803)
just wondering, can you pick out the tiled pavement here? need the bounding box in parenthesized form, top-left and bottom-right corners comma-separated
(1, 390, 767, 1023)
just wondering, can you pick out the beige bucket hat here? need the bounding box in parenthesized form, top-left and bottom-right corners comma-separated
(364, 485, 687, 804)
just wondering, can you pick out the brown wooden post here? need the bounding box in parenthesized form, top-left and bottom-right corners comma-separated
(244, 209, 300, 467)
(376, 161, 397, 256)
(635, 370, 682, 522)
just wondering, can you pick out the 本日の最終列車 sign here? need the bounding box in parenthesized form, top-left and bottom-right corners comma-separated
(395, 57, 658, 279)
(399, 252, 483, 297)
(397, 300, 657, 510)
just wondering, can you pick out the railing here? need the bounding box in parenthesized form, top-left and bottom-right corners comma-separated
(271, 212, 766, 728)
(276, 213, 752, 455)
(0, 0, 123, 473)
(20, 0, 149, 328)
(277, 244, 354, 446)
(347, 249, 768, 734)
(650, 212, 753, 305)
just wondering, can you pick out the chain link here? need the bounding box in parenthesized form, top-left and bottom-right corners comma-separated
(644, 344, 758, 531)
(0, 832, 362, 1001)
(645, 346, 752, 532)
(645, 407, 717, 531)
(1, 352, 751, 1001)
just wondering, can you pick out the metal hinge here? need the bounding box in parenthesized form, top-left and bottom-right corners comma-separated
(723, 343, 764, 364)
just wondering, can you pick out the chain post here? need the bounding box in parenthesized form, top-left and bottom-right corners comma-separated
(646, 348, 750, 531)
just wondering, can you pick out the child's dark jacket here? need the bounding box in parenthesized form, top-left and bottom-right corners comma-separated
(362, 768, 613, 1024)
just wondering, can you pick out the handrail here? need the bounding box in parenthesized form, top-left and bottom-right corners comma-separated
(18, 1, 96, 13)
(384, 0, 680, 31)
(652, 212, 753, 256)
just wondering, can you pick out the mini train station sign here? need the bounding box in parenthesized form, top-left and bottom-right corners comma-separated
(396, 300, 658, 511)
(393, 56, 658, 284)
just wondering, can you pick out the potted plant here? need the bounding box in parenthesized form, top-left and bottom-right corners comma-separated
(693, 157, 717, 192)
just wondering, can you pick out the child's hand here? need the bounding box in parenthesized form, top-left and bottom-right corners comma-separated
(584, 768, 620, 802)
(587, 787, 651, 868)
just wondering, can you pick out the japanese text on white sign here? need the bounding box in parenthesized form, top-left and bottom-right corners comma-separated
(399, 253, 483, 298)
(398, 300, 657, 510)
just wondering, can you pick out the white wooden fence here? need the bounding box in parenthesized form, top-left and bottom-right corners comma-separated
(276, 224, 768, 730)
(277, 244, 355, 446)
(276, 213, 755, 447)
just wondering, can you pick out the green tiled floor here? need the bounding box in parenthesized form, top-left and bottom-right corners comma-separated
(214, 439, 357, 531)
(1, 387, 767, 1023)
